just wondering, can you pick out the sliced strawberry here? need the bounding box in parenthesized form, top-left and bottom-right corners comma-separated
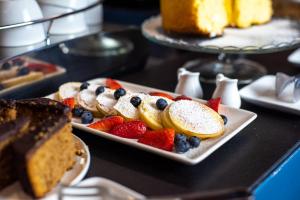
(207, 97, 221, 113)
(138, 129, 175, 151)
(149, 92, 174, 100)
(109, 120, 147, 139)
(174, 95, 192, 101)
(62, 97, 75, 110)
(88, 116, 124, 132)
(27, 63, 57, 74)
(106, 78, 122, 89)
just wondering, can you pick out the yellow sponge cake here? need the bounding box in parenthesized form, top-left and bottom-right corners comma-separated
(160, 0, 273, 36)
(231, 0, 273, 28)
(160, 0, 230, 37)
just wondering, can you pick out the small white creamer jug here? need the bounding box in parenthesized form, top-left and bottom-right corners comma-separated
(212, 74, 241, 108)
(175, 68, 203, 98)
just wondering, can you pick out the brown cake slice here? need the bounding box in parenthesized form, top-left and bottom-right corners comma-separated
(0, 98, 76, 198)
(0, 116, 30, 190)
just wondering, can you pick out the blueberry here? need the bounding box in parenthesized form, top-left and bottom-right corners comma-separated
(130, 96, 142, 107)
(1, 62, 11, 70)
(175, 133, 187, 143)
(17, 67, 30, 76)
(80, 82, 90, 91)
(12, 58, 24, 66)
(220, 114, 228, 125)
(156, 98, 168, 110)
(81, 111, 94, 124)
(95, 86, 105, 96)
(72, 107, 84, 117)
(175, 140, 191, 153)
(188, 136, 201, 148)
(114, 88, 126, 100)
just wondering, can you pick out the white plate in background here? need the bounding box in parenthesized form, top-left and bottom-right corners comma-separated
(48, 78, 257, 165)
(240, 75, 300, 115)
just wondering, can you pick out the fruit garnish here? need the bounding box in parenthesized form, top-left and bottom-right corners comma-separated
(62, 97, 75, 109)
(188, 136, 201, 148)
(80, 82, 90, 91)
(156, 98, 168, 110)
(95, 86, 105, 96)
(114, 88, 126, 100)
(17, 67, 30, 76)
(207, 97, 221, 113)
(174, 133, 190, 153)
(220, 114, 228, 125)
(174, 139, 191, 153)
(174, 95, 192, 101)
(81, 111, 94, 124)
(88, 116, 124, 132)
(27, 63, 57, 74)
(106, 78, 122, 89)
(110, 120, 146, 139)
(130, 96, 142, 108)
(72, 106, 85, 117)
(1, 62, 11, 70)
(138, 128, 175, 151)
(149, 92, 174, 100)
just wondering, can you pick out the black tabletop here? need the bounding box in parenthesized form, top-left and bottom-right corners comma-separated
(1, 28, 300, 198)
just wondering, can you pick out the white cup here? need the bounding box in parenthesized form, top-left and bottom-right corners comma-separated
(85, 0, 103, 25)
(37, 0, 88, 35)
(0, 0, 46, 47)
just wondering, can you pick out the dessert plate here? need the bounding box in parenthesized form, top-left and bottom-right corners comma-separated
(0, 56, 66, 96)
(48, 78, 257, 165)
(239, 75, 300, 115)
(0, 135, 91, 200)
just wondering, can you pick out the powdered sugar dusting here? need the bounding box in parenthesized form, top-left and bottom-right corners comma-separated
(114, 93, 147, 119)
(169, 100, 222, 134)
(96, 88, 117, 108)
(78, 84, 100, 109)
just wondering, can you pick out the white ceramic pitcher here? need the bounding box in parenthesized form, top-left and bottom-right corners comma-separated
(212, 74, 241, 108)
(175, 68, 203, 98)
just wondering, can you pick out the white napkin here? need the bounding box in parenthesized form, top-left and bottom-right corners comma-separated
(288, 49, 300, 65)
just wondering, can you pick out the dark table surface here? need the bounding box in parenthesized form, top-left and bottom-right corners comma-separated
(1, 28, 300, 198)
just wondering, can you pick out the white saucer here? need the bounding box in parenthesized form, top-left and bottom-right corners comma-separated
(239, 75, 300, 115)
(0, 135, 91, 200)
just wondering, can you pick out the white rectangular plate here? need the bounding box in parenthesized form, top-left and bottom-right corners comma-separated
(48, 78, 257, 165)
(239, 75, 300, 115)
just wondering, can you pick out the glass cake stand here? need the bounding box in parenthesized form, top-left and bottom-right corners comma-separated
(142, 16, 300, 84)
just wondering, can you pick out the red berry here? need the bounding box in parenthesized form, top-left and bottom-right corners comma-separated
(106, 78, 122, 90)
(207, 97, 221, 113)
(138, 129, 175, 151)
(27, 63, 57, 74)
(174, 95, 192, 101)
(110, 121, 147, 139)
(88, 116, 124, 132)
(149, 92, 174, 100)
(62, 97, 75, 110)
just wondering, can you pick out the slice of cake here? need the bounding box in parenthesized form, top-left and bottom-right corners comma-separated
(230, 0, 273, 28)
(160, 0, 273, 36)
(0, 98, 76, 198)
(160, 0, 230, 37)
(0, 116, 29, 190)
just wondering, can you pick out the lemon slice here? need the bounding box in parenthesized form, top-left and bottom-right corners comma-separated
(114, 93, 146, 121)
(77, 84, 103, 117)
(168, 100, 224, 138)
(139, 96, 173, 130)
(96, 88, 118, 116)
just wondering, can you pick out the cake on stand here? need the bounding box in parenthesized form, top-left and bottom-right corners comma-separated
(142, 16, 300, 84)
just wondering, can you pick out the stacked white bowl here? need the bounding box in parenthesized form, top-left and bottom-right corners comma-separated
(0, 0, 46, 47)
